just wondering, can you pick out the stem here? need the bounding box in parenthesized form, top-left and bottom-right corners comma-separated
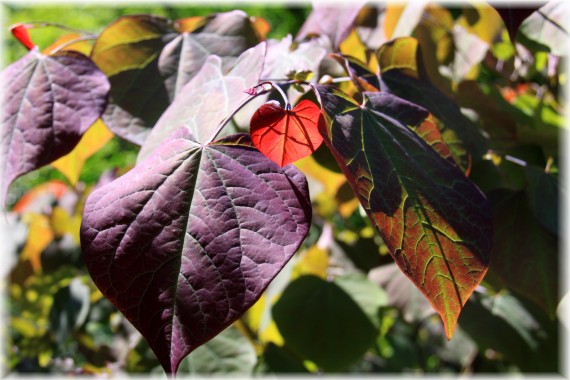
(22, 21, 92, 35)
(206, 86, 272, 144)
(272, 83, 291, 110)
(48, 34, 98, 55)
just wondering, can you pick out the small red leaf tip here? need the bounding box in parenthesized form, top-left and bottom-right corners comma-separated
(244, 87, 258, 95)
(10, 24, 36, 50)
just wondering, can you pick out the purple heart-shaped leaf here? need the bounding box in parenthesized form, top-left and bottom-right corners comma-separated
(80, 129, 311, 374)
(1, 48, 109, 207)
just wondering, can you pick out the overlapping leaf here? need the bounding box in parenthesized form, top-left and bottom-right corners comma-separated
(138, 42, 266, 160)
(91, 12, 260, 145)
(314, 85, 492, 338)
(250, 100, 324, 167)
(80, 128, 311, 374)
(1, 48, 109, 206)
(378, 37, 488, 158)
(296, 3, 365, 49)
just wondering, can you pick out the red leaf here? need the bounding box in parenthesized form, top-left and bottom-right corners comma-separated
(250, 100, 324, 167)
(10, 24, 36, 50)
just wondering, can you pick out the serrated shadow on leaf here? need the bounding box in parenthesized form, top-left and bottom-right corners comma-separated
(81, 128, 311, 374)
(315, 85, 492, 338)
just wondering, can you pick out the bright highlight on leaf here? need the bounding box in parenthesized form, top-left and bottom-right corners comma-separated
(250, 100, 324, 167)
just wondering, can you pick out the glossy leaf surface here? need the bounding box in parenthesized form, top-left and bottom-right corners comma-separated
(81, 129, 311, 374)
(1, 48, 109, 206)
(315, 85, 492, 338)
(250, 100, 324, 167)
(138, 42, 266, 161)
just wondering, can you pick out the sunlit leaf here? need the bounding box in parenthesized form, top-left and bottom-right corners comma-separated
(81, 129, 311, 374)
(384, 2, 426, 40)
(51, 120, 114, 186)
(21, 213, 54, 272)
(519, 1, 569, 56)
(177, 325, 257, 375)
(315, 85, 492, 338)
(0, 48, 109, 207)
(296, 3, 365, 48)
(138, 42, 266, 161)
(250, 99, 324, 167)
(91, 12, 261, 145)
(43, 33, 92, 56)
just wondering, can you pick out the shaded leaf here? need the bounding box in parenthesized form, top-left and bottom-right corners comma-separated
(81, 130, 311, 374)
(330, 53, 380, 93)
(369, 263, 435, 323)
(49, 277, 91, 344)
(1, 48, 109, 206)
(524, 165, 559, 234)
(262, 342, 309, 373)
(378, 37, 488, 157)
(296, 3, 365, 49)
(459, 291, 558, 372)
(250, 100, 324, 167)
(51, 119, 114, 186)
(488, 189, 558, 316)
(92, 12, 260, 145)
(494, 6, 539, 42)
(177, 325, 257, 375)
(272, 275, 379, 371)
(315, 85, 492, 338)
(138, 42, 266, 161)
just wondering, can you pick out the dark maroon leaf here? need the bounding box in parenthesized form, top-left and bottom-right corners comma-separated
(494, 6, 540, 43)
(296, 3, 365, 49)
(1, 48, 109, 206)
(80, 129, 311, 374)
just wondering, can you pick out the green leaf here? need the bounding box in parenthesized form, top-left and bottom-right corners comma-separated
(315, 85, 493, 338)
(48, 277, 91, 344)
(488, 189, 558, 316)
(272, 275, 379, 372)
(459, 291, 558, 372)
(525, 165, 559, 235)
(177, 325, 257, 375)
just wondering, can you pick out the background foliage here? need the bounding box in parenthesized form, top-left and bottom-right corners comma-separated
(1, 1, 566, 376)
